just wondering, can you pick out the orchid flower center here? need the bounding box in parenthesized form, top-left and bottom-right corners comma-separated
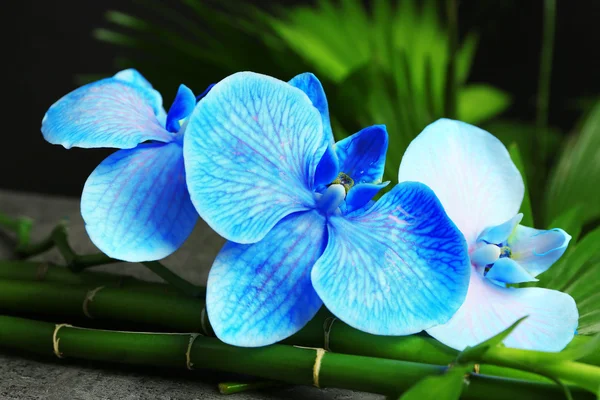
(470, 241, 513, 276)
(331, 172, 354, 193)
(315, 172, 355, 215)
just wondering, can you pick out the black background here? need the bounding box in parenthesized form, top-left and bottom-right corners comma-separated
(3, 0, 599, 197)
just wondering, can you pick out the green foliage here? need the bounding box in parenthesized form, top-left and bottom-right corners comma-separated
(508, 142, 534, 227)
(397, 364, 471, 400)
(94, 0, 511, 183)
(545, 101, 600, 226)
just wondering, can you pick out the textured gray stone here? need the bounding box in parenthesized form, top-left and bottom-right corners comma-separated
(0, 190, 382, 400)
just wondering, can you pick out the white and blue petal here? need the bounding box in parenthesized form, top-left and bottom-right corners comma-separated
(427, 271, 578, 351)
(288, 72, 334, 143)
(166, 84, 196, 133)
(478, 214, 523, 245)
(81, 142, 198, 262)
(336, 125, 388, 184)
(206, 211, 326, 347)
(311, 182, 470, 335)
(42, 75, 173, 149)
(184, 72, 329, 244)
(398, 119, 524, 245)
(485, 258, 538, 284)
(509, 226, 572, 277)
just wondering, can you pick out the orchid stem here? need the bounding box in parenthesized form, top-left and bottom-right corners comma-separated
(141, 261, 204, 298)
(0, 212, 203, 297)
(0, 212, 119, 271)
(0, 315, 589, 400)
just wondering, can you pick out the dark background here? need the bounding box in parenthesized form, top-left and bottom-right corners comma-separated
(3, 0, 599, 197)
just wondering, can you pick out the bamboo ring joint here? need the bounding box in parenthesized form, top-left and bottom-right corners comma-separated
(36, 263, 49, 281)
(322, 317, 337, 351)
(200, 306, 210, 336)
(313, 348, 326, 388)
(52, 323, 72, 359)
(186, 333, 201, 370)
(82, 286, 105, 319)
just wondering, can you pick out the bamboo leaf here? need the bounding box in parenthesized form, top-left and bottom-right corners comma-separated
(545, 101, 600, 225)
(555, 334, 600, 361)
(456, 317, 527, 363)
(397, 365, 471, 400)
(457, 84, 511, 124)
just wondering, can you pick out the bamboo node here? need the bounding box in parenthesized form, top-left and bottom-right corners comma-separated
(313, 348, 326, 388)
(52, 323, 72, 359)
(82, 286, 105, 319)
(473, 364, 480, 374)
(36, 262, 49, 281)
(200, 306, 210, 336)
(186, 333, 201, 370)
(322, 317, 337, 351)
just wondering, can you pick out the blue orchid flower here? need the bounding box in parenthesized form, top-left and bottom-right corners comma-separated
(398, 119, 578, 352)
(182, 72, 471, 347)
(41, 69, 199, 262)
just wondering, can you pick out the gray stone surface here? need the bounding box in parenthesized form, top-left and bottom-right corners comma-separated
(0, 190, 382, 400)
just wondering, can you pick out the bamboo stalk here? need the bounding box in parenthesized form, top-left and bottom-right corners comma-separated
(0, 315, 590, 400)
(0, 277, 597, 384)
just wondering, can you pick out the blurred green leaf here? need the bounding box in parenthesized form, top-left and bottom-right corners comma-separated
(457, 84, 511, 125)
(555, 334, 600, 361)
(547, 205, 585, 243)
(397, 364, 470, 400)
(508, 143, 534, 227)
(545, 102, 600, 226)
(93, 0, 509, 184)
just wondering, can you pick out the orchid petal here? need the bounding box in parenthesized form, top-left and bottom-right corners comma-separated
(207, 211, 326, 347)
(42, 75, 173, 149)
(478, 214, 523, 245)
(509, 226, 572, 277)
(288, 72, 333, 143)
(314, 144, 340, 188)
(312, 182, 470, 335)
(113, 68, 165, 118)
(81, 142, 197, 262)
(344, 182, 389, 213)
(166, 84, 196, 133)
(486, 258, 538, 284)
(184, 72, 328, 244)
(336, 125, 388, 184)
(427, 271, 578, 351)
(398, 119, 524, 245)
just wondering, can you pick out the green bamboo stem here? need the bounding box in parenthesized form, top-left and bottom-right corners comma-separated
(0, 264, 597, 368)
(0, 278, 597, 385)
(0, 315, 591, 400)
(483, 347, 600, 394)
(0, 280, 209, 333)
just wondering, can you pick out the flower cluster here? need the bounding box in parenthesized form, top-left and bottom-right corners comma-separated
(42, 69, 578, 351)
